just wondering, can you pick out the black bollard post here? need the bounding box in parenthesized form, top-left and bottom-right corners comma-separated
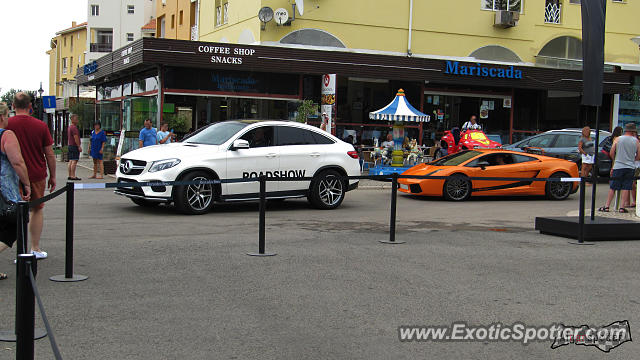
(578, 177, 585, 243)
(50, 182, 88, 282)
(247, 176, 276, 256)
(0, 204, 46, 343)
(380, 172, 405, 244)
(16, 254, 36, 359)
(17, 201, 29, 255)
(570, 177, 594, 245)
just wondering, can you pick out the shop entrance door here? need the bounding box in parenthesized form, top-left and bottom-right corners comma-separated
(423, 91, 512, 145)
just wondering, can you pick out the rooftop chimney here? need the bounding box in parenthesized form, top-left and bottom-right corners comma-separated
(72, 21, 77, 27)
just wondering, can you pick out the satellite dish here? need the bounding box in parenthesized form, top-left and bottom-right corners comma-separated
(258, 7, 274, 23)
(295, 0, 304, 16)
(274, 8, 289, 25)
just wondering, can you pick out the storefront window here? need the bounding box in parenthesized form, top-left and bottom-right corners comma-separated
(101, 84, 122, 100)
(96, 101, 121, 161)
(97, 101, 121, 131)
(423, 92, 511, 145)
(163, 67, 299, 96)
(225, 98, 297, 120)
(133, 76, 159, 94)
(120, 96, 158, 155)
(123, 82, 132, 97)
(619, 76, 640, 127)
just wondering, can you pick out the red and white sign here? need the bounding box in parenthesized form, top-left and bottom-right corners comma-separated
(321, 74, 337, 134)
(321, 74, 336, 95)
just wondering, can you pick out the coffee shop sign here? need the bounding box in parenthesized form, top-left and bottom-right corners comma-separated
(198, 45, 256, 65)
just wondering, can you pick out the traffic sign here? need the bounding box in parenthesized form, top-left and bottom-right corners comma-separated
(42, 96, 56, 109)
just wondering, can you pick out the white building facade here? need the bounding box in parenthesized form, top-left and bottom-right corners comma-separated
(86, 0, 155, 63)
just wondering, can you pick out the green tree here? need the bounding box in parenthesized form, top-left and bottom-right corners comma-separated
(295, 100, 318, 123)
(1, 88, 37, 106)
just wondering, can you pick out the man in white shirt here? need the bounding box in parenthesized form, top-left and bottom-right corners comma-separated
(461, 115, 482, 131)
(381, 133, 394, 148)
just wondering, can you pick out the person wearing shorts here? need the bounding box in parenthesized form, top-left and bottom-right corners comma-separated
(67, 114, 81, 180)
(600, 123, 640, 213)
(6, 92, 56, 259)
(578, 126, 595, 179)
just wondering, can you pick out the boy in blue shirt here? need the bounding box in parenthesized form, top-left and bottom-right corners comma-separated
(139, 119, 158, 148)
(157, 123, 175, 144)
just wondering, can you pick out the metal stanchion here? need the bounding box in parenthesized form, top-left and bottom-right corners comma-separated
(380, 172, 405, 244)
(0, 204, 47, 342)
(17, 201, 28, 254)
(590, 105, 600, 220)
(247, 176, 276, 256)
(16, 254, 36, 359)
(50, 182, 88, 282)
(570, 177, 594, 245)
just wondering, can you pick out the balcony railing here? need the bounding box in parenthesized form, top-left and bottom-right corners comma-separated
(544, 1, 561, 24)
(90, 43, 112, 53)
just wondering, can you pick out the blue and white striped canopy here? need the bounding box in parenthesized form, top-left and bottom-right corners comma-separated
(369, 89, 430, 122)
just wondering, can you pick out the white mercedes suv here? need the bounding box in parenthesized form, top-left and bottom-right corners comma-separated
(115, 120, 360, 214)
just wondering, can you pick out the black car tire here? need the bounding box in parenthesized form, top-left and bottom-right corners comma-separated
(443, 174, 472, 201)
(174, 171, 216, 215)
(308, 170, 345, 209)
(546, 172, 572, 200)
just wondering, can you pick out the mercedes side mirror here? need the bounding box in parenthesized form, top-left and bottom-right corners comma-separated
(477, 161, 490, 170)
(231, 139, 250, 150)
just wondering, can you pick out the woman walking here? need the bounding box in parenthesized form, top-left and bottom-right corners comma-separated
(89, 122, 107, 179)
(0, 102, 31, 280)
(578, 126, 595, 179)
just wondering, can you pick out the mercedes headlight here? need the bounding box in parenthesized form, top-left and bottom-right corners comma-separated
(148, 158, 181, 173)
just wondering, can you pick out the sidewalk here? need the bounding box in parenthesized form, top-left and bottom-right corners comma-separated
(67, 154, 116, 179)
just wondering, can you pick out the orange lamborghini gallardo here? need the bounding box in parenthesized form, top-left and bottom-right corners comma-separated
(397, 149, 579, 201)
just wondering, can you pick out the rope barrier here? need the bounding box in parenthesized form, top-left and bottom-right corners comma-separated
(62, 174, 640, 190)
(68, 174, 589, 190)
(28, 186, 67, 207)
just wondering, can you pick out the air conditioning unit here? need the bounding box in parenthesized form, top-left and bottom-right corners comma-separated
(494, 10, 519, 28)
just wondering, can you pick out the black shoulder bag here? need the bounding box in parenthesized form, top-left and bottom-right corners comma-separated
(0, 130, 18, 224)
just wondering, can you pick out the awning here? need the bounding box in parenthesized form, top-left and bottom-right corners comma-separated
(369, 89, 430, 122)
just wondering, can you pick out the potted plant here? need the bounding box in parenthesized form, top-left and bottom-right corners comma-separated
(295, 100, 318, 124)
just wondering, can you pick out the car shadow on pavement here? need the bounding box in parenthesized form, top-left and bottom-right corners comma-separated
(401, 194, 570, 202)
(118, 198, 358, 215)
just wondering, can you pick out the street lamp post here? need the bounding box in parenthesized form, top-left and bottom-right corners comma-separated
(37, 82, 44, 121)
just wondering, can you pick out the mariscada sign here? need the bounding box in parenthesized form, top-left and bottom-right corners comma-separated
(444, 60, 523, 79)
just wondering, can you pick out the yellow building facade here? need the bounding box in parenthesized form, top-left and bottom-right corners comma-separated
(48, 22, 88, 97)
(199, 0, 640, 65)
(76, 1, 640, 149)
(193, 0, 640, 143)
(156, 0, 198, 40)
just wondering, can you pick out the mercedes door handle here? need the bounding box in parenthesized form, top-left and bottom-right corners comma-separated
(266, 153, 278, 158)
(309, 152, 321, 157)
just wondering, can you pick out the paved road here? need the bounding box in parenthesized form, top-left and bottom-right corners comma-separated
(1, 162, 638, 359)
